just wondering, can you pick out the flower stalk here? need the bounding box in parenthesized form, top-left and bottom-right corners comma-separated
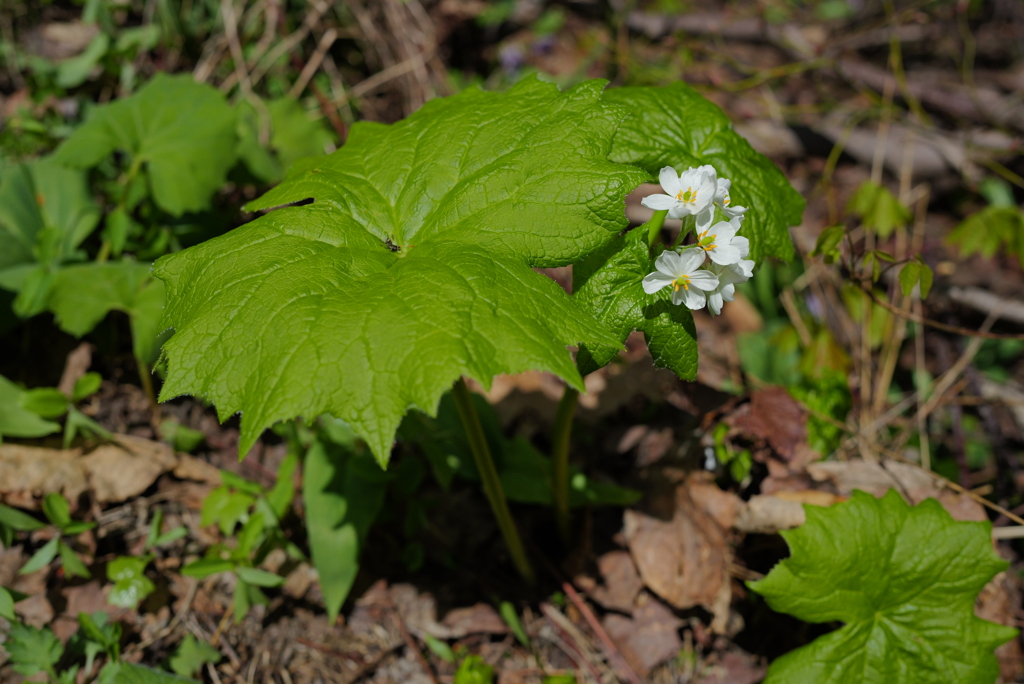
(451, 377, 535, 584)
(551, 385, 580, 543)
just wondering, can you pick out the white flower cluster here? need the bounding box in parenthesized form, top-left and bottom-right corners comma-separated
(640, 165, 754, 315)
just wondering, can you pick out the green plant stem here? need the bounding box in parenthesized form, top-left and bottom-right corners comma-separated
(451, 377, 535, 584)
(552, 385, 579, 543)
(99, 157, 145, 262)
(672, 214, 695, 249)
(134, 352, 159, 420)
(646, 209, 668, 247)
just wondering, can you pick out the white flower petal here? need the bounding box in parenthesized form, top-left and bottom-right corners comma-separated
(696, 165, 717, 184)
(709, 244, 742, 266)
(654, 249, 685, 277)
(676, 247, 706, 274)
(707, 291, 724, 316)
(680, 286, 707, 310)
(695, 205, 715, 229)
(667, 205, 688, 220)
(731, 259, 755, 279)
(711, 223, 737, 242)
(659, 166, 681, 196)
(724, 204, 748, 219)
(733, 236, 750, 259)
(642, 194, 677, 211)
(688, 269, 720, 291)
(721, 283, 736, 303)
(642, 272, 675, 294)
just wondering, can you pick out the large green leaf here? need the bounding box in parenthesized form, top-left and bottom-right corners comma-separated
(604, 83, 803, 262)
(573, 228, 698, 377)
(749, 489, 1017, 684)
(0, 374, 61, 439)
(45, 261, 167, 363)
(303, 438, 388, 623)
(54, 73, 237, 216)
(154, 77, 645, 462)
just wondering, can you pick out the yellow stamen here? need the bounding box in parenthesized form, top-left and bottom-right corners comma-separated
(674, 187, 696, 203)
(697, 229, 717, 252)
(671, 276, 690, 291)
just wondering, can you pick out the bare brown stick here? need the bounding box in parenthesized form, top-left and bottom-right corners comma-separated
(561, 581, 643, 684)
(859, 285, 1024, 341)
(311, 82, 347, 142)
(288, 28, 337, 98)
(540, 603, 607, 684)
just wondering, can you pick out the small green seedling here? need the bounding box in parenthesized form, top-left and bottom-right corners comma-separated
(107, 509, 186, 610)
(185, 459, 299, 621)
(18, 493, 95, 579)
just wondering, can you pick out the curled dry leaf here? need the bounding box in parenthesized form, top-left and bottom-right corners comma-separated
(83, 435, 178, 503)
(623, 484, 730, 620)
(602, 593, 683, 677)
(588, 550, 644, 613)
(0, 445, 88, 508)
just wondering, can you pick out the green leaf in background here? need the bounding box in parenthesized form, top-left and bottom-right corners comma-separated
(542, 676, 577, 684)
(168, 635, 221, 678)
(303, 438, 388, 624)
(45, 261, 167, 364)
(56, 33, 109, 89)
(180, 558, 235, 578)
(73, 372, 103, 402)
(423, 634, 456, 663)
(898, 257, 933, 299)
(42, 492, 72, 529)
(811, 224, 844, 264)
(572, 228, 698, 377)
(200, 486, 255, 535)
(99, 662, 199, 684)
(155, 77, 644, 462)
(604, 83, 804, 262)
(3, 623, 63, 677)
(77, 611, 121, 659)
(499, 601, 531, 648)
(19, 537, 59, 575)
(454, 655, 495, 684)
(0, 375, 61, 439)
(749, 490, 1017, 684)
(266, 98, 334, 171)
(0, 586, 17, 620)
(0, 158, 101, 316)
(946, 205, 1024, 268)
(55, 73, 237, 216)
(21, 387, 69, 419)
(499, 437, 641, 508)
(235, 567, 284, 588)
(160, 419, 205, 453)
(847, 180, 911, 239)
(58, 539, 92, 578)
(107, 555, 155, 608)
(788, 371, 851, 456)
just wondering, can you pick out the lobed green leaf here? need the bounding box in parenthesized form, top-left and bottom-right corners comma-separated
(750, 489, 1017, 684)
(155, 77, 646, 464)
(55, 73, 237, 216)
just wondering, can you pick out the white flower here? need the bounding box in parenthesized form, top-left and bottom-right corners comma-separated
(712, 177, 748, 220)
(641, 166, 717, 221)
(693, 215, 746, 266)
(642, 248, 720, 310)
(706, 261, 754, 316)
